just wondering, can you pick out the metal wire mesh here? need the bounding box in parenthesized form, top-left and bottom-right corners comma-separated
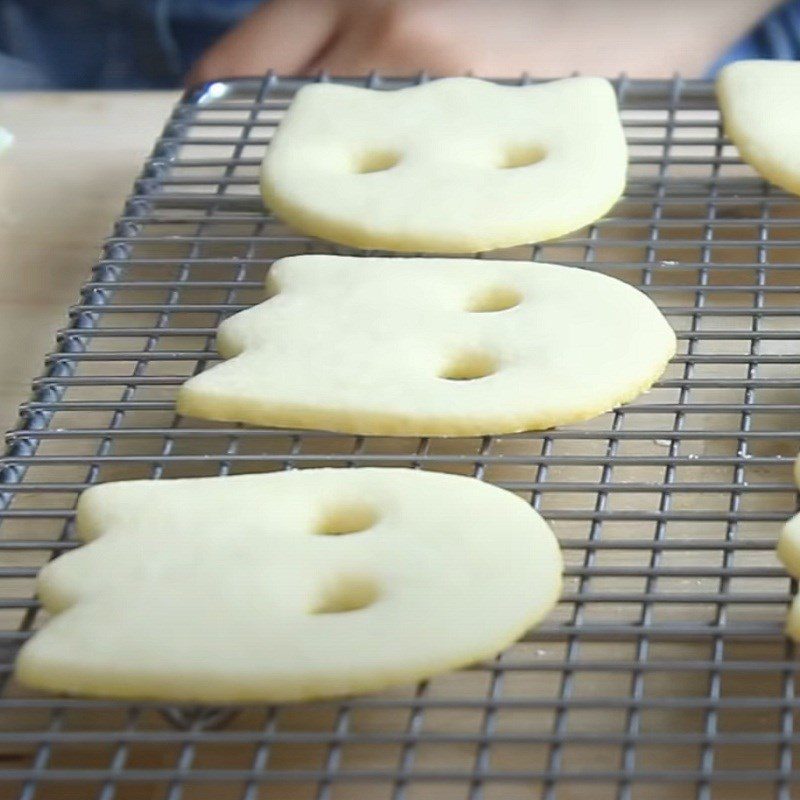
(1, 72, 799, 799)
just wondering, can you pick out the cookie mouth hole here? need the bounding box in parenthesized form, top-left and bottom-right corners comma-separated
(466, 286, 522, 313)
(498, 144, 546, 169)
(353, 149, 401, 174)
(439, 350, 498, 381)
(316, 503, 378, 535)
(312, 576, 380, 614)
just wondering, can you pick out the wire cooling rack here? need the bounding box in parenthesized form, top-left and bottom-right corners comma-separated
(1, 72, 799, 800)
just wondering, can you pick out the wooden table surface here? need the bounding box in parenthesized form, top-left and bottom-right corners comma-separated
(0, 91, 179, 434)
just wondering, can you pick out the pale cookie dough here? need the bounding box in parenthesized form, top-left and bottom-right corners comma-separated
(15, 468, 562, 703)
(717, 60, 800, 195)
(261, 76, 627, 253)
(177, 255, 676, 437)
(776, 452, 800, 640)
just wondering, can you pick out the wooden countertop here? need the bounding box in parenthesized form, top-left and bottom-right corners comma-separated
(0, 91, 179, 434)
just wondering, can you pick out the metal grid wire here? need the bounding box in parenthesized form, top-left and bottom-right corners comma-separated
(1, 72, 799, 800)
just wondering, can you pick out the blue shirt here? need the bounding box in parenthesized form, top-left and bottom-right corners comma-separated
(709, 0, 800, 73)
(0, 0, 260, 89)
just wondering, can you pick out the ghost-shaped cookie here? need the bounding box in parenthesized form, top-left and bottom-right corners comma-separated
(177, 255, 676, 436)
(717, 60, 800, 196)
(16, 468, 562, 702)
(776, 453, 800, 640)
(261, 76, 627, 252)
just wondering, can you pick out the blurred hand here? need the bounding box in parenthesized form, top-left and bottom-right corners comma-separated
(187, 0, 779, 85)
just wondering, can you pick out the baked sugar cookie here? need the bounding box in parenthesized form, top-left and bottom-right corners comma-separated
(261, 77, 627, 252)
(177, 255, 676, 436)
(717, 60, 800, 195)
(16, 469, 562, 702)
(776, 452, 800, 640)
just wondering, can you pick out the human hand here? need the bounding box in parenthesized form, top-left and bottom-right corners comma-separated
(186, 0, 779, 86)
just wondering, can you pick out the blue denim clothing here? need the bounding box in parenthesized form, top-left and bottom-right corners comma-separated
(708, 0, 800, 74)
(0, 0, 259, 89)
(1, 0, 800, 89)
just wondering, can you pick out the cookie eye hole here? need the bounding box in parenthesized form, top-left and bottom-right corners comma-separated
(466, 286, 522, 313)
(498, 144, 546, 169)
(439, 350, 498, 381)
(312, 576, 380, 614)
(353, 149, 401, 174)
(316, 503, 378, 535)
